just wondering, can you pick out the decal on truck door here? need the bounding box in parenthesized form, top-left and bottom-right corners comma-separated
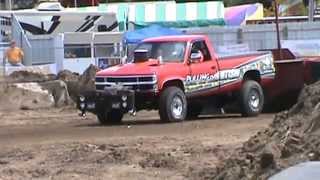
(184, 54, 275, 93)
(185, 73, 220, 93)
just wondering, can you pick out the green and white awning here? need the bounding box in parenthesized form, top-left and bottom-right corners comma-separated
(75, 1, 225, 30)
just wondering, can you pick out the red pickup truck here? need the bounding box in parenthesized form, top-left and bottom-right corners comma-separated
(77, 35, 317, 124)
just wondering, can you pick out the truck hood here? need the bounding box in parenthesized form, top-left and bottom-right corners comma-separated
(96, 59, 176, 76)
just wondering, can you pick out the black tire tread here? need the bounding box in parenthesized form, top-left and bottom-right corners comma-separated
(239, 80, 264, 117)
(159, 86, 187, 122)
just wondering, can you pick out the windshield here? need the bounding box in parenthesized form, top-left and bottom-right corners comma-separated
(135, 42, 186, 62)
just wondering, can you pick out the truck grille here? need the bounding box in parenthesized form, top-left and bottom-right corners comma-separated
(95, 75, 157, 92)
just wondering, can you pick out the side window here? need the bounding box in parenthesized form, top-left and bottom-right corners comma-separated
(190, 41, 212, 61)
(64, 44, 91, 58)
(94, 43, 122, 58)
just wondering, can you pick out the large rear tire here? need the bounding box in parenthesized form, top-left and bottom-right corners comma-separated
(97, 109, 123, 125)
(239, 80, 264, 117)
(159, 87, 187, 122)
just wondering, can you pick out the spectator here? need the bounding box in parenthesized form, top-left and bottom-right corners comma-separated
(4, 41, 24, 66)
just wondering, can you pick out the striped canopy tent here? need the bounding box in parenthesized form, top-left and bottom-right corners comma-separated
(73, 1, 225, 30)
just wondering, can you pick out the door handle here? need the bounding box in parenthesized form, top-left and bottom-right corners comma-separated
(211, 66, 216, 70)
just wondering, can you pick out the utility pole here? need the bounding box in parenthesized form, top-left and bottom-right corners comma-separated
(274, 0, 281, 50)
(9, 0, 12, 10)
(309, 0, 315, 21)
(5, 0, 12, 10)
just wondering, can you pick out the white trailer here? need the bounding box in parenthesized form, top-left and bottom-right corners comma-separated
(0, 8, 118, 41)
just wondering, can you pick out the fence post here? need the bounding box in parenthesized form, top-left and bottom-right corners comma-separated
(237, 28, 243, 44)
(309, 0, 315, 22)
(282, 25, 288, 40)
(2, 49, 5, 78)
(20, 32, 22, 48)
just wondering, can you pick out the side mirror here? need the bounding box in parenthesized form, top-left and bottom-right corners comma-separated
(189, 51, 202, 63)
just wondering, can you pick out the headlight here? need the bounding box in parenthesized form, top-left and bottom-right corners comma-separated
(79, 96, 85, 102)
(152, 74, 157, 82)
(121, 95, 128, 101)
(122, 102, 127, 108)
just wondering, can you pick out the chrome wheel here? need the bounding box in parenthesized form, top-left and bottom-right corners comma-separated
(249, 89, 260, 110)
(159, 87, 187, 122)
(171, 96, 183, 119)
(240, 80, 264, 117)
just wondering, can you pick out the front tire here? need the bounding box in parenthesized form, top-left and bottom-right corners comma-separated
(159, 87, 187, 122)
(239, 80, 264, 117)
(97, 109, 123, 125)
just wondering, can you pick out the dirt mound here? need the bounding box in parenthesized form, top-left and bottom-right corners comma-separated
(212, 81, 320, 180)
(0, 83, 55, 111)
(0, 65, 97, 111)
(40, 80, 72, 107)
(59, 65, 98, 101)
(57, 70, 79, 82)
(8, 71, 56, 83)
(79, 64, 98, 92)
(0, 80, 72, 111)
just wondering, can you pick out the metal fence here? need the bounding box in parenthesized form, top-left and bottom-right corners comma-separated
(0, 39, 128, 75)
(27, 35, 64, 66)
(9, 15, 125, 74)
(184, 21, 320, 51)
(11, 14, 32, 66)
(0, 43, 8, 79)
(10, 14, 64, 67)
(0, 34, 64, 76)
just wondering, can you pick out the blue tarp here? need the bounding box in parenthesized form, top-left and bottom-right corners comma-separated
(123, 25, 184, 44)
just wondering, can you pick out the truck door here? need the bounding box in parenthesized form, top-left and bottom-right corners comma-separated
(186, 40, 219, 94)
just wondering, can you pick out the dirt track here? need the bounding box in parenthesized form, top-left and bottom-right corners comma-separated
(0, 108, 274, 179)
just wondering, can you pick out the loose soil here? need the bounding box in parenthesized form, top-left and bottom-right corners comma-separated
(0, 108, 273, 180)
(213, 81, 320, 180)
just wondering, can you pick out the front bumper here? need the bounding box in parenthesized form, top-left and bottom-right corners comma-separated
(77, 87, 135, 116)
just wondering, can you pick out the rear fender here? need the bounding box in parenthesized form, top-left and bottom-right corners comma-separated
(239, 53, 275, 84)
(242, 70, 261, 83)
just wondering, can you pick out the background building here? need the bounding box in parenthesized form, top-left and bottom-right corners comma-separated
(0, 0, 37, 10)
(59, 0, 99, 7)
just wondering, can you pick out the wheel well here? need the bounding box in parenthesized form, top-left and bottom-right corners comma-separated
(162, 80, 184, 91)
(243, 70, 261, 83)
